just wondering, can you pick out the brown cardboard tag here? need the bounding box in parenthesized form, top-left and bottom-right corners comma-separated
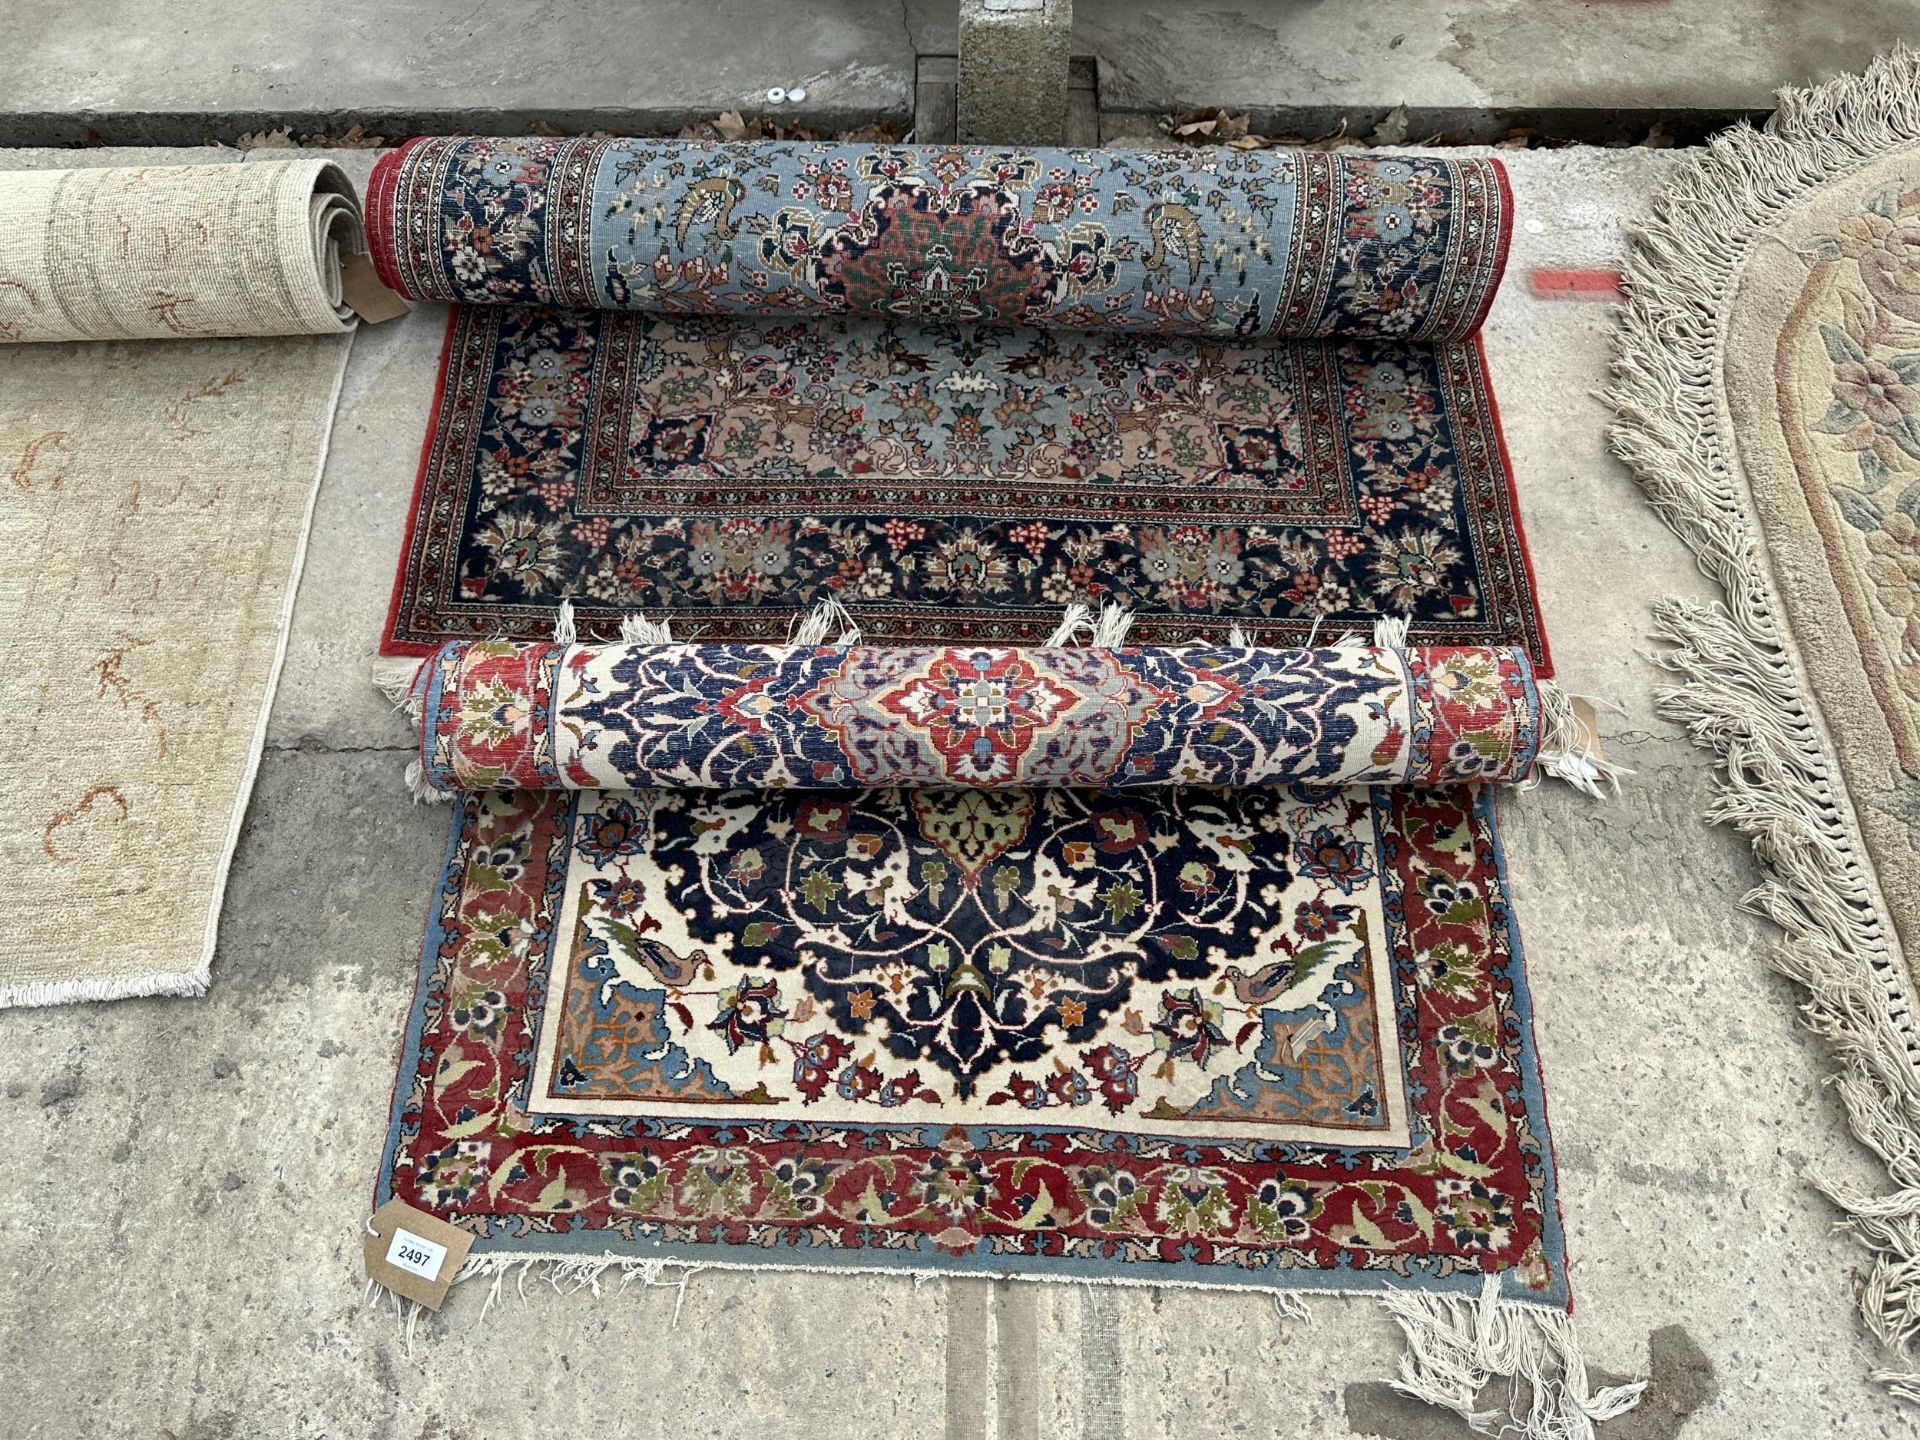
(364, 1198, 473, 1310)
(1569, 697, 1605, 761)
(341, 251, 411, 324)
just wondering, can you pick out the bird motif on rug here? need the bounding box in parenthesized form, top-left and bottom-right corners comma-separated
(1221, 960, 1295, 1008)
(674, 177, 746, 248)
(1221, 941, 1335, 1008)
(605, 910, 711, 990)
(1144, 202, 1203, 285)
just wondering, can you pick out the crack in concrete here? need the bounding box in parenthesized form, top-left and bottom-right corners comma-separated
(261, 741, 412, 755)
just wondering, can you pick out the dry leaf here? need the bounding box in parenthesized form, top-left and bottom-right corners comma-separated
(1369, 103, 1411, 147)
(1168, 106, 1252, 143)
(838, 118, 901, 144)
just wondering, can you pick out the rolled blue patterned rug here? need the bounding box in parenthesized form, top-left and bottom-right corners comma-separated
(368, 138, 1509, 341)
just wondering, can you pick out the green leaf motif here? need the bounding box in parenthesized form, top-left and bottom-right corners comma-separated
(1835, 486, 1886, 534)
(1102, 880, 1144, 923)
(1822, 321, 1868, 366)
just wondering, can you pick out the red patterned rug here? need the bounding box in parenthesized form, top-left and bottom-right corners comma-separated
(378, 773, 1566, 1304)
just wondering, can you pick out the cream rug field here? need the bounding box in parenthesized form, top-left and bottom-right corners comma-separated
(1612, 50, 1920, 1399)
(0, 157, 359, 1005)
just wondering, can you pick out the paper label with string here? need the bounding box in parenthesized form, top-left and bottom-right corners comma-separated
(364, 1197, 472, 1310)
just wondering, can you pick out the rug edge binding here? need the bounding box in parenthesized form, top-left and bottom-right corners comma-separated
(1608, 43, 1920, 1403)
(0, 969, 210, 1008)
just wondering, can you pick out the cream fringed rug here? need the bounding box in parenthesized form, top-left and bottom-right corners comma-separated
(1611, 50, 1920, 1400)
(0, 158, 360, 1005)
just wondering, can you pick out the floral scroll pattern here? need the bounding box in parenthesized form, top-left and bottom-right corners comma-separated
(370, 139, 1509, 341)
(413, 638, 1543, 794)
(1794, 182, 1920, 772)
(378, 784, 1564, 1300)
(381, 307, 1543, 660)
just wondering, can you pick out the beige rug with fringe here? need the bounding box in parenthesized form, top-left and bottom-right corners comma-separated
(0, 156, 360, 1005)
(1612, 48, 1920, 1401)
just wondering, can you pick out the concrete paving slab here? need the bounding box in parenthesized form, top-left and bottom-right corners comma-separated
(0, 142, 1915, 1439)
(7, 1, 1916, 148)
(1080, 0, 1916, 142)
(1, 0, 918, 146)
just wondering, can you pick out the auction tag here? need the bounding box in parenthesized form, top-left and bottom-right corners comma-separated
(364, 1198, 473, 1310)
(1570, 697, 1606, 761)
(341, 251, 411, 324)
(387, 1228, 448, 1280)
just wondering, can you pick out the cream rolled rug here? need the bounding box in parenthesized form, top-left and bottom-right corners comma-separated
(1611, 49, 1920, 1400)
(0, 159, 360, 341)
(0, 158, 361, 1005)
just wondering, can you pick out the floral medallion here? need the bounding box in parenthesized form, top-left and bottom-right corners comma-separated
(413, 638, 1544, 794)
(368, 138, 1536, 661)
(377, 783, 1565, 1300)
(1782, 179, 1920, 774)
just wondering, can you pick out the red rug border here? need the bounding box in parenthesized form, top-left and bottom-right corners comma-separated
(365, 138, 424, 298)
(1473, 327, 1554, 678)
(377, 302, 462, 660)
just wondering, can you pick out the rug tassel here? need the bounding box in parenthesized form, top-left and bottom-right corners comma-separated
(1385, 1275, 1646, 1440)
(371, 656, 428, 726)
(1089, 603, 1134, 648)
(553, 598, 578, 646)
(1225, 622, 1251, 648)
(1532, 681, 1630, 799)
(1271, 1292, 1314, 1327)
(404, 758, 449, 805)
(1371, 615, 1411, 651)
(618, 612, 676, 644)
(1045, 602, 1093, 646)
(791, 596, 861, 647)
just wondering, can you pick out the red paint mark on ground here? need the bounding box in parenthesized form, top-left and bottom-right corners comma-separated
(1527, 267, 1627, 302)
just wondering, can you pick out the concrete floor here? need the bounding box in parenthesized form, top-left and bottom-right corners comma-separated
(0, 142, 1916, 1438)
(4, 1, 1917, 145)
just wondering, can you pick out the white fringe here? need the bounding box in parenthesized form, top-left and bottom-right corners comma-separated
(1370, 615, 1411, 652)
(1271, 1292, 1314, 1327)
(553, 598, 578, 646)
(1531, 683, 1629, 799)
(1385, 1275, 1646, 1440)
(1043, 602, 1135, 647)
(404, 758, 448, 805)
(618, 612, 675, 644)
(372, 655, 426, 726)
(1089, 602, 1134, 648)
(0, 968, 209, 1006)
(1607, 45, 1920, 1398)
(1044, 602, 1093, 646)
(789, 596, 861, 647)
